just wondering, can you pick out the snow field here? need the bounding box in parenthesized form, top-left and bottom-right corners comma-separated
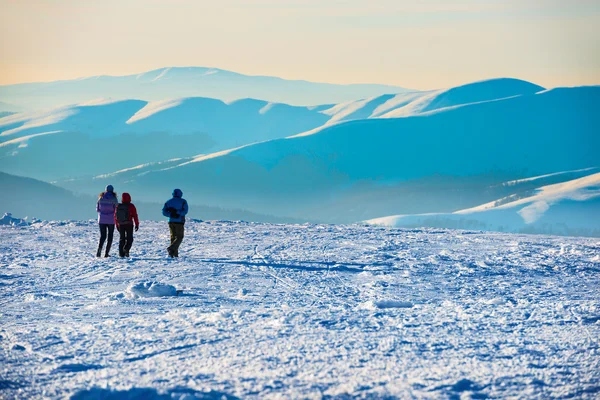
(0, 220, 599, 399)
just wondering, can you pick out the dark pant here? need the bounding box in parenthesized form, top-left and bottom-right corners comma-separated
(98, 224, 115, 256)
(118, 224, 134, 257)
(168, 222, 185, 257)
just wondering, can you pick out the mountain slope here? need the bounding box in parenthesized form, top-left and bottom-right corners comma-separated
(366, 172, 600, 237)
(0, 100, 25, 113)
(0, 97, 330, 180)
(90, 86, 599, 223)
(0, 172, 96, 220)
(0, 172, 308, 223)
(0, 66, 408, 109)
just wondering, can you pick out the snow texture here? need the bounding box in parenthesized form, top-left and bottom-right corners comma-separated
(1, 220, 599, 399)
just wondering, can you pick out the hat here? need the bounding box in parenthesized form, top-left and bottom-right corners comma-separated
(172, 189, 183, 198)
(106, 185, 114, 192)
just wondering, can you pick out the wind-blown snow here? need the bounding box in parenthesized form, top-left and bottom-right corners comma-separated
(125, 99, 185, 124)
(460, 172, 600, 214)
(1, 220, 599, 398)
(502, 167, 599, 186)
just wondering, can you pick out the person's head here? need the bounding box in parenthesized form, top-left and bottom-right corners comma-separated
(122, 193, 132, 203)
(172, 189, 183, 198)
(106, 185, 114, 193)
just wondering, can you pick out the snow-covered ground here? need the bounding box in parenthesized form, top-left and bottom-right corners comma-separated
(1, 220, 599, 399)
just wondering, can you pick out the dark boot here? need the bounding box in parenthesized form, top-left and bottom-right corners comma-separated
(96, 247, 102, 257)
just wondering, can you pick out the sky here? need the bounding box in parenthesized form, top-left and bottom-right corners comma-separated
(0, 0, 599, 90)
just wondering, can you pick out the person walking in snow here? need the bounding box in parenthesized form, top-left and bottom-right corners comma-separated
(162, 189, 189, 258)
(115, 192, 140, 258)
(96, 185, 118, 257)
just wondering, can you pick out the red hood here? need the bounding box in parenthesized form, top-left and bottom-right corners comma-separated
(122, 193, 132, 203)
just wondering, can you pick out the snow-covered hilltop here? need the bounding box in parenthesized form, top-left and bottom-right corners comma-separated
(1, 220, 599, 398)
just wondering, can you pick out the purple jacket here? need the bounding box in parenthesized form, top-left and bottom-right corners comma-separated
(97, 192, 118, 224)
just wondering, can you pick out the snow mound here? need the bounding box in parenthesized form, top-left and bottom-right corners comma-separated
(126, 281, 177, 298)
(0, 213, 29, 226)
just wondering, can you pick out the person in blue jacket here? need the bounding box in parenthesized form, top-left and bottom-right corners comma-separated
(162, 188, 189, 258)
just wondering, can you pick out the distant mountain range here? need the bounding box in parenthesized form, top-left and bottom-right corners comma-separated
(53, 83, 596, 224)
(1, 74, 598, 235)
(0, 66, 408, 109)
(0, 77, 547, 182)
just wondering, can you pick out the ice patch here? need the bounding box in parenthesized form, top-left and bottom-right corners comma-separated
(126, 281, 177, 298)
(375, 300, 414, 309)
(359, 300, 413, 310)
(55, 363, 103, 373)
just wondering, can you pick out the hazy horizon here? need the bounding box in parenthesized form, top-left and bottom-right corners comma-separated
(1, 0, 599, 90)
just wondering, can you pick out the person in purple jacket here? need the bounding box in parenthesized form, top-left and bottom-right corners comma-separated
(96, 185, 118, 257)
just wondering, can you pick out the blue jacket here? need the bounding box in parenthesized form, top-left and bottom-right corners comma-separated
(162, 189, 189, 223)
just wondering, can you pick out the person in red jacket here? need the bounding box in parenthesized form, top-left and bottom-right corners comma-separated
(114, 192, 140, 258)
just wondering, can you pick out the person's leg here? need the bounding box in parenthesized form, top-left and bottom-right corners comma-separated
(124, 225, 134, 256)
(105, 224, 115, 256)
(167, 223, 176, 257)
(172, 224, 185, 257)
(98, 224, 107, 257)
(118, 226, 126, 257)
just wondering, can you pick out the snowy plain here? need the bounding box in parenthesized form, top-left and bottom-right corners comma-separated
(1, 220, 599, 399)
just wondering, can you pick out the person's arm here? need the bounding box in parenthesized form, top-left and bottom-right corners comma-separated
(162, 202, 171, 217)
(180, 200, 189, 216)
(96, 200, 100, 213)
(114, 207, 119, 230)
(130, 204, 139, 228)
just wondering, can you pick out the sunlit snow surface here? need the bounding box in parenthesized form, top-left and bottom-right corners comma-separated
(1, 220, 599, 399)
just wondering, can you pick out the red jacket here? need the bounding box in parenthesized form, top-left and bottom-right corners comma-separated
(114, 192, 139, 228)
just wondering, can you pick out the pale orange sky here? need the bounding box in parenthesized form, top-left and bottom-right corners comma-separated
(1, 0, 599, 90)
